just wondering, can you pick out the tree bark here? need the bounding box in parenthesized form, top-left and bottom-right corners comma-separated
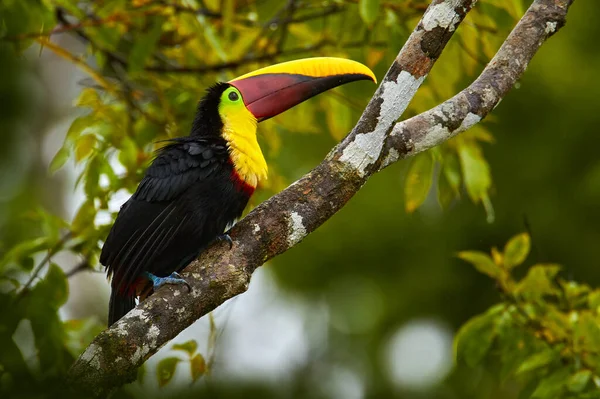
(67, 0, 574, 396)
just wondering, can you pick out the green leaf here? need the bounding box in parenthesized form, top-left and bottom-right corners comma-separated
(405, 152, 434, 213)
(43, 263, 69, 308)
(458, 141, 491, 203)
(323, 96, 352, 141)
(359, 0, 380, 27)
(172, 340, 197, 356)
(567, 369, 591, 393)
(71, 200, 96, 234)
(0, 237, 49, 270)
(576, 313, 600, 353)
(75, 89, 101, 109)
(118, 137, 139, 171)
(516, 348, 557, 375)
(66, 114, 94, 141)
(457, 251, 502, 279)
(531, 367, 570, 399)
(49, 146, 70, 173)
(504, 233, 530, 269)
(442, 151, 462, 194)
(588, 290, 600, 309)
(437, 167, 456, 210)
(75, 134, 96, 162)
(129, 17, 164, 73)
(454, 305, 503, 367)
(84, 156, 101, 198)
(190, 353, 206, 382)
(156, 357, 180, 387)
(516, 264, 561, 299)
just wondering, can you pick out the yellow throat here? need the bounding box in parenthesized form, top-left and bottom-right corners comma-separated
(219, 87, 268, 188)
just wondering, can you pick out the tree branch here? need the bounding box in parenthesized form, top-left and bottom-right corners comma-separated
(67, 0, 574, 395)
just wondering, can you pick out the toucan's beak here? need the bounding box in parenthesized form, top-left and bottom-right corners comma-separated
(229, 57, 376, 122)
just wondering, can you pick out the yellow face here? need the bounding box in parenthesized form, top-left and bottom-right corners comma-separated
(218, 86, 267, 188)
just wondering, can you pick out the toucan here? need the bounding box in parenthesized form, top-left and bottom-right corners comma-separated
(101, 57, 376, 325)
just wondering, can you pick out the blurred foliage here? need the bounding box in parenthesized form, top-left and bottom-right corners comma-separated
(457, 233, 600, 398)
(1, 0, 599, 398)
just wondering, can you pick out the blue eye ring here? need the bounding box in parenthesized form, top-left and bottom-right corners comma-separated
(228, 91, 239, 101)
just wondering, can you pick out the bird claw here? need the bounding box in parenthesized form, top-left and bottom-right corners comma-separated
(143, 271, 191, 292)
(216, 233, 233, 250)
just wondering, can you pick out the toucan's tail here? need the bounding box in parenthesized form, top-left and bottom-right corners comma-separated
(108, 288, 135, 326)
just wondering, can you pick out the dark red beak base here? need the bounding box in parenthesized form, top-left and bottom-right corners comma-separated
(230, 73, 372, 121)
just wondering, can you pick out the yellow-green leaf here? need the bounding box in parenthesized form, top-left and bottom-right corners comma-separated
(49, 146, 70, 173)
(190, 353, 206, 382)
(405, 152, 434, 213)
(437, 167, 456, 210)
(454, 305, 503, 367)
(129, 17, 164, 73)
(457, 250, 502, 279)
(323, 95, 352, 141)
(66, 114, 94, 141)
(458, 141, 491, 203)
(156, 357, 180, 387)
(71, 200, 96, 234)
(567, 369, 591, 393)
(442, 151, 461, 194)
(75, 134, 96, 162)
(516, 349, 556, 374)
(516, 264, 561, 299)
(503, 233, 530, 269)
(172, 340, 197, 356)
(531, 367, 570, 399)
(118, 137, 139, 171)
(359, 0, 380, 27)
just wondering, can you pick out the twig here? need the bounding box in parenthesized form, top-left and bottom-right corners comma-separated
(17, 232, 73, 298)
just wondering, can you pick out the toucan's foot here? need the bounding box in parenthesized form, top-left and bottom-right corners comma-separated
(143, 272, 191, 292)
(216, 234, 233, 250)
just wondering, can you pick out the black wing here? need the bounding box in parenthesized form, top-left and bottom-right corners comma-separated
(100, 137, 228, 293)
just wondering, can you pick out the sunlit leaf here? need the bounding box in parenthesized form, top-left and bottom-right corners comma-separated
(156, 357, 180, 387)
(190, 353, 206, 382)
(71, 200, 96, 234)
(567, 369, 592, 393)
(455, 305, 503, 367)
(75, 134, 97, 163)
(516, 264, 561, 299)
(457, 250, 502, 279)
(49, 146, 70, 173)
(405, 152, 434, 213)
(118, 137, 139, 171)
(531, 367, 570, 399)
(575, 312, 600, 353)
(458, 140, 491, 203)
(503, 233, 530, 269)
(516, 348, 557, 375)
(442, 151, 461, 194)
(172, 340, 197, 356)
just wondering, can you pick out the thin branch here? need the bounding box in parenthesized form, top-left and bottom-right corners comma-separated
(67, 0, 481, 395)
(17, 232, 72, 298)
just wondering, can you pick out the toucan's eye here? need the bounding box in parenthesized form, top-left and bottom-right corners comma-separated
(228, 91, 239, 101)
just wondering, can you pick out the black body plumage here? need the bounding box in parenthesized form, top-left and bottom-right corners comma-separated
(101, 84, 252, 325)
